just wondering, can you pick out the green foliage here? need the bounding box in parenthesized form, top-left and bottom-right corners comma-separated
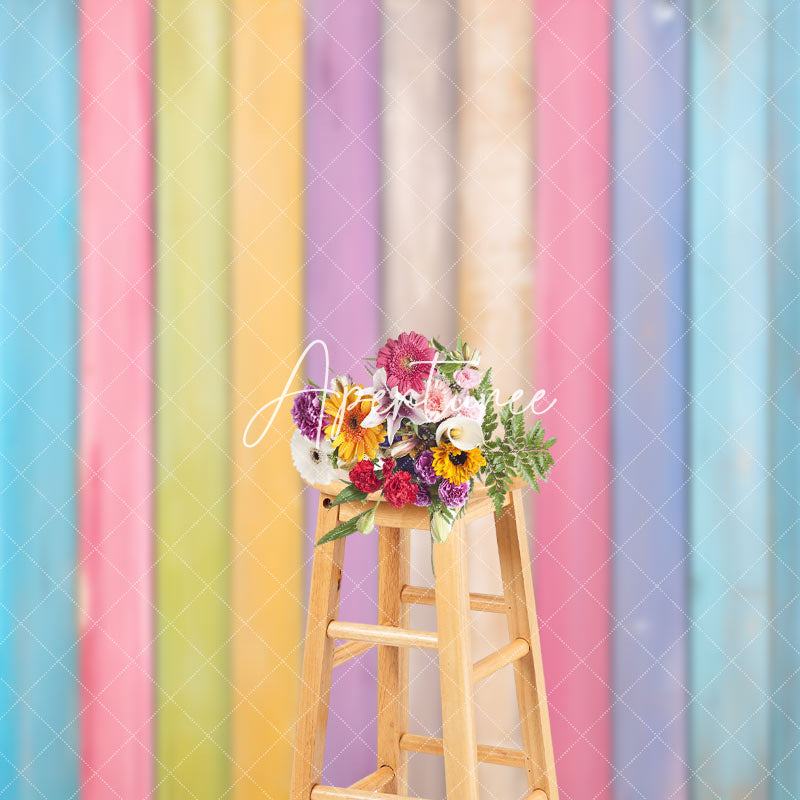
(316, 509, 373, 545)
(476, 372, 556, 515)
(330, 484, 369, 506)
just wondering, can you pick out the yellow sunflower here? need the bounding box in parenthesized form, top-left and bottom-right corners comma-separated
(431, 442, 486, 484)
(324, 385, 385, 462)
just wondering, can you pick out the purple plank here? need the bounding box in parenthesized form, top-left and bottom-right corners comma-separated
(611, 0, 689, 797)
(304, 0, 382, 786)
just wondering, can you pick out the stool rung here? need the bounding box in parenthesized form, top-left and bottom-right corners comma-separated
(527, 792, 548, 800)
(472, 637, 530, 683)
(332, 640, 375, 667)
(328, 620, 438, 650)
(350, 765, 394, 791)
(400, 585, 507, 614)
(311, 787, 426, 800)
(399, 732, 527, 768)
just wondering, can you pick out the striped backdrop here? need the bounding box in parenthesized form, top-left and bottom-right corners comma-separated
(0, 1, 796, 799)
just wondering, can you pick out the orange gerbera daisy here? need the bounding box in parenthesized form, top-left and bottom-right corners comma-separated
(324, 385, 385, 463)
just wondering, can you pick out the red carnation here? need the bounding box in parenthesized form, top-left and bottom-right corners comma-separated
(383, 470, 418, 509)
(380, 457, 396, 478)
(349, 459, 383, 493)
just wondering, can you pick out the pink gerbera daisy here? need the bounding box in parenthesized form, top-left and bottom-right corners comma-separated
(376, 332, 436, 395)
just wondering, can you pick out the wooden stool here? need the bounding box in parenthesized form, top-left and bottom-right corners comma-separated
(291, 481, 558, 800)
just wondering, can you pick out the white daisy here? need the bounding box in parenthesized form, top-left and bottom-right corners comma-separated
(290, 429, 336, 485)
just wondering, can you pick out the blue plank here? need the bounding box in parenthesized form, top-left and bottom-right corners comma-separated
(610, 2, 689, 798)
(769, 3, 800, 797)
(0, 2, 79, 797)
(689, 1, 771, 797)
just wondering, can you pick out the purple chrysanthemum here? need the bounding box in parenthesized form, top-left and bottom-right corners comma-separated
(438, 479, 469, 508)
(414, 485, 432, 507)
(414, 450, 437, 485)
(291, 385, 328, 440)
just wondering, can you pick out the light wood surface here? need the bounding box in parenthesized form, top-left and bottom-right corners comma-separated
(496, 491, 558, 797)
(350, 766, 395, 792)
(332, 641, 375, 668)
(290, 498, 346, 799)
(309, 476, 525, 502)
(472, 638, 530, 684)
(377, 527, 411, 792)
(311, 787, 424, 800)
(294, 484, 558, 800)
(400, 585, 506, 614)
(433, 519, 479, 799)
(399, 733, 527, 769)
(327, 621, 438, 651)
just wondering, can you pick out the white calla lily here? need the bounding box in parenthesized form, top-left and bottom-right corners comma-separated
(435, 416, 483, 450)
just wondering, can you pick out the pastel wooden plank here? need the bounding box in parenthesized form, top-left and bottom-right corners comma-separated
(0, 2, 80, 797)
(767, 1, 800, 797)
(155, 2, 231, 797)
(229, 0, 304, 797)
(456, 1, 536, 796)
(689, 1, 771, 796)
(380, 2, 457, 796)
(78, 3, 154, 798)
(304, 0, 381, 786)
(610, 2, 689, 797)
(533, 1, 612, 797)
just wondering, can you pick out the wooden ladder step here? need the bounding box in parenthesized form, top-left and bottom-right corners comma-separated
(332, 640, 375, 667)
(399, 732, 528, 768)
(472, 637, 530, 683)
(350, 765, 394, 791)
(311, 787, 427, 800)
(327, 620, 438, 650)
(400, 584, 507, 614)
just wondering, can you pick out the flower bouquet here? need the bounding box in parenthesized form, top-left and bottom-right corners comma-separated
(290, 332, 555, 546)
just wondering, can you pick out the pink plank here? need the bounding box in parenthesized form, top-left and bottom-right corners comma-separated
(78, 3, 153, 798)
(533, 2, 612, 798)
(304, 0, 382, 786)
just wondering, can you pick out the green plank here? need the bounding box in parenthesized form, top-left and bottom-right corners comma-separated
(689, 2, 771, 797)
(155, 1, 231, 797)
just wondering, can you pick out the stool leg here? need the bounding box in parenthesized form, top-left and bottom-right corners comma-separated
(290, 496, 346, 800)
(377, 526, 410, 793)
(433, 519, 479, 800)
(495, 490, 558, 799)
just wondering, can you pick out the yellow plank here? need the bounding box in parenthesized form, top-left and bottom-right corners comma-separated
(155, 1, 231, 797)
(230, 1, 304, 797)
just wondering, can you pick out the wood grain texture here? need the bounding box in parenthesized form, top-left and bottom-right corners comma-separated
(376, 527, 410, 793)
(291, 498, 345, 800)
(689, 1, 771, 796)
(304, 0, 382, 784)
(433, 520, 479, 800)
(78, 2, 154, 798)
(0, 2, 80, 797)
(230, 1, 304, 796)
(533, 0, 612, 796)
(611, 1, 689, 797)
(380, 3, 458, 790)
(496, 492, 558, 797)
(154, 1, 231, 797)
(770, 3, 800, 796)
(456, 2, 536, 795)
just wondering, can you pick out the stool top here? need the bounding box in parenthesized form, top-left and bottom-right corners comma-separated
(305, 476, 527, 531)
(306, 475, 526, 502)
